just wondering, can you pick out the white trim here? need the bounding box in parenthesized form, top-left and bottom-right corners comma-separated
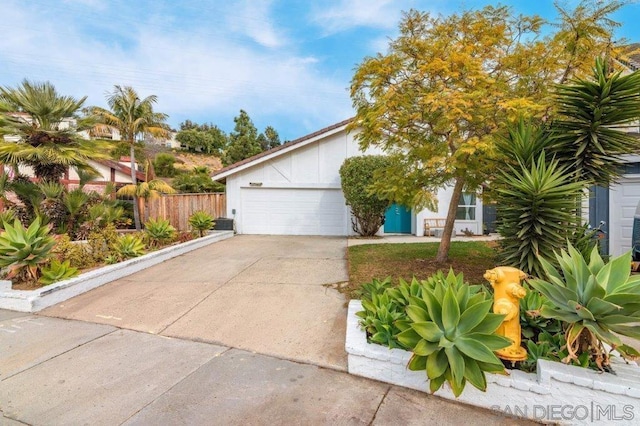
(240, 183, 342, 189)
(212, 122, 351, 181)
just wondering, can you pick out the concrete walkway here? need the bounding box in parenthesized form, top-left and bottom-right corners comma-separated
(0, 235, 532, 425)
(347, 233, 501, 246)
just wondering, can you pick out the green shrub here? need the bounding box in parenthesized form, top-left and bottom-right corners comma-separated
(39, 259, 80, 286)
(144, 218, 176, 247)
(339, 155, 392, 236)
(0, 218, 56, 282)
(395, 270, 509, 396)
(528, 243, 640, 368)
(87, 224, 119, 264)
(51, 234, 93, 269)
(189, 211, 215, 237)
(154, 153, 177, 177)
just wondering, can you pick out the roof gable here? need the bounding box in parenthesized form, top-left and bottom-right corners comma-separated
(212, 118, 353, 181)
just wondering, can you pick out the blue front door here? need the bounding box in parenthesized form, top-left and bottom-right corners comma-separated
(384, 203, 412, 234)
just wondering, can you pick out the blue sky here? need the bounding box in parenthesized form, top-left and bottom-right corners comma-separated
(0, 0, 638, 141)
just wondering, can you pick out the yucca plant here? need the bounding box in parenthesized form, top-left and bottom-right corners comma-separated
(528, 243, 640, 369)
(0, 218, 56, 282)
(39, 259, 79, 285)
(550, 58, 640, 186)
(396, 270, 509, 396)
(189, 211, 215, 237)
(111, 234, 145, 261)
(144, 218, 176, 248)
(495, 153, 584, 277)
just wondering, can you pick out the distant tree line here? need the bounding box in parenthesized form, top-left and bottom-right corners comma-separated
(175, 109, 282, 166)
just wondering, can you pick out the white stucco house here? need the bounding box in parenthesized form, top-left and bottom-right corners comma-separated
(212, 118, 485, 237)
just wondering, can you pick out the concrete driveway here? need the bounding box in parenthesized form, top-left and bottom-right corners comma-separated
(42, 235, 350, 370)
(1, 236, 534, 425)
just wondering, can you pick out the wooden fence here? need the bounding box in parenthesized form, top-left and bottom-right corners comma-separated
(139, 193, 226, 231)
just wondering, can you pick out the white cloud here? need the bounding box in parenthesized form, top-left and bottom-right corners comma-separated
(227, 0, 287, 48)
(311, 0, 402, 34)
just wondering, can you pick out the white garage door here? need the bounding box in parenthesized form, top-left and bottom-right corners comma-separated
(609, 177, 640, 257)
(240, 187, 348, 235)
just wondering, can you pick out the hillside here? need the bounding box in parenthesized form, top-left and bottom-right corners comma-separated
(172, 151, 223, 173)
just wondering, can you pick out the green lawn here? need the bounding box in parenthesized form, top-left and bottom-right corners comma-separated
(344, 241, 499, 298)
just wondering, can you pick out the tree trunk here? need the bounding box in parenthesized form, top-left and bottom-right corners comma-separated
(435, 176, 465, 263)
(130, 143, 141, 230)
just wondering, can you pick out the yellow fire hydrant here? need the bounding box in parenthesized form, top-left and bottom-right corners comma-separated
(484, 266, 528, 362)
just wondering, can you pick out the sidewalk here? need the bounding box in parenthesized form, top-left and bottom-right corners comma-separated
(0, 310, 533, 425)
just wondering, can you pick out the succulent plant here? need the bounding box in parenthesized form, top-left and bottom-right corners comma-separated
(0, 218, 56, 282)
(144, 218, 176, 247)
(112, 234, 146, 261)
(39, 259, 80, 286)
(188, 211, 215, 237)
(0, 209, 17, 228)
(396, 270, 510, 396)
(519, 283, 562, 340)
(528, 243, 640, 368)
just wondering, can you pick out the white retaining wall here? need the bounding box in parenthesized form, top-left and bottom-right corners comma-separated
(346, 300, 640, 425)
(0, 231, 234, 312)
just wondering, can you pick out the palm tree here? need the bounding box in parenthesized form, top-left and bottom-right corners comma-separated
(116, 162, 176, 226)
(0, 80, 110, 183)
(91, 86, 169, 229)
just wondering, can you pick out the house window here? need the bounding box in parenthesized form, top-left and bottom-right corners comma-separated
(456, 192, 476, 220)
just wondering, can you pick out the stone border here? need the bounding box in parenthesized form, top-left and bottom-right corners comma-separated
(346, 300, 640, 425)
(0, 231, 234, 313)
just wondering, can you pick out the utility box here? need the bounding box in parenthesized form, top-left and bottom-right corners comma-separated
(213, 218, 234, 231)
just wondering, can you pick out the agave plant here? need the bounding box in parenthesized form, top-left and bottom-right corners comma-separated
(39, 259, 79, 286)
(396, 270, 509, 396)
(0, 217, 56, 282)
(144, 217, 176, 247)
(189, 211, 215, 237)
(528, 243, 640, 368)
(111, 234, 146, 261)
